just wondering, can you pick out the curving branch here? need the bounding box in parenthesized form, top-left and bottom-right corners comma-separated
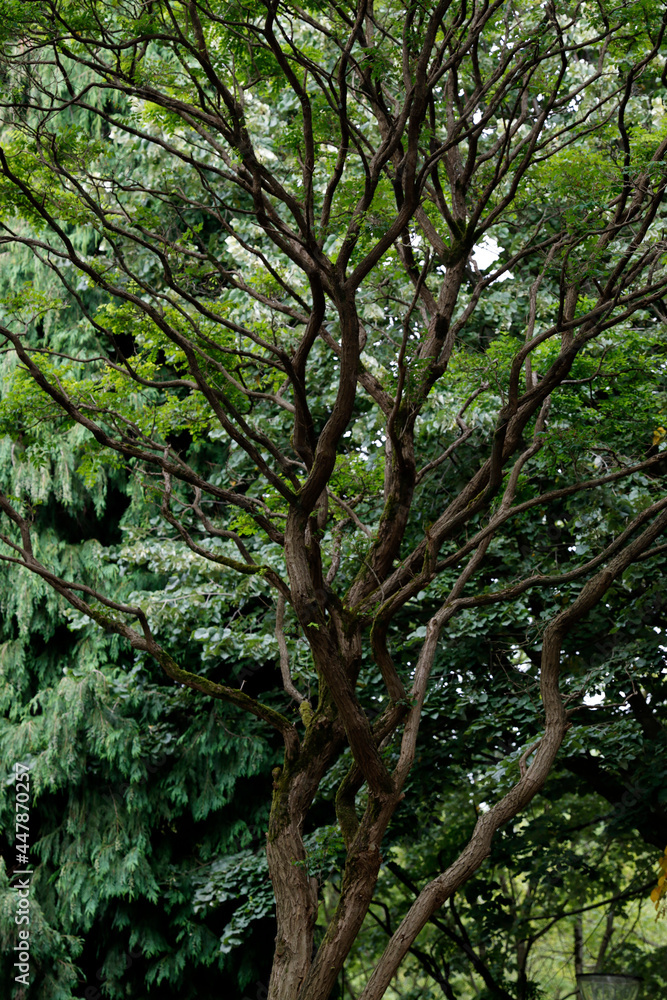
(0, 489, 300, 754)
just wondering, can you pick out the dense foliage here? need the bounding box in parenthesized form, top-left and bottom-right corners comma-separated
(0, 1, 667, 998)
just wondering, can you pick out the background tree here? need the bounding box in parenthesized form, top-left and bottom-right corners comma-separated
(1, 2, 667, 998)
(0, 300, 280, 997)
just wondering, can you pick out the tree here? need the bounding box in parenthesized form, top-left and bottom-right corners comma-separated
(0, 527, 279, 1000)
(1, 2, 667, 997)
(339, 746, 667, 999)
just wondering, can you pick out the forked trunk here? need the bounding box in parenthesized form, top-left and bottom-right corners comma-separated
(298, 815, 392, 1000)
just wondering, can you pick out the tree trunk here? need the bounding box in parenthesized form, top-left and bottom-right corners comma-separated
(594, 906, 615, 971)
(267, 819, 319, 1000)
(267, 758, 320, 1000)
(266, 692, 346, 1000)
(574, 915, 584, 995)
(300, 800, 396, 1000)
